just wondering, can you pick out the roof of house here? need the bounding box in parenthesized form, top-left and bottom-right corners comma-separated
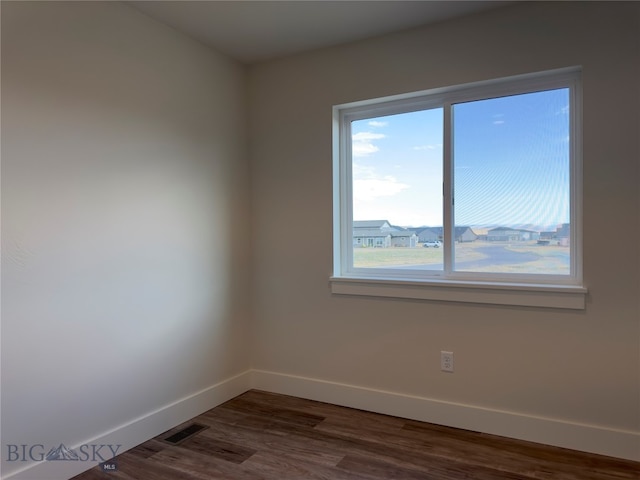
(488, 227, 537, 233)
(390, 231, 416, 238)
(389, 224, 410, 231)
(353, 220, 391, 229)
(353, 229, 391, 238)
(416, 226, 441, 235)
(416, 226, 477, 237)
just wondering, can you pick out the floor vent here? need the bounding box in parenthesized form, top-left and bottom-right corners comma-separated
(163, 423, 208, 444)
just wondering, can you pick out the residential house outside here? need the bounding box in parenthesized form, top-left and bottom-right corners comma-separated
(417, 227, 441, 243)
(353, 220, 418, 248)
(353, 228, 391, 248)
(540, 223, 570, 246)
(390, 230, 417, 247)
(555, 223, 570, 246)
(486, 227, 540, 242)
(416, 226, 478, 243)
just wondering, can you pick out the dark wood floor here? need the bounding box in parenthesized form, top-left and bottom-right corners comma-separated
(73, 389, 639, 480)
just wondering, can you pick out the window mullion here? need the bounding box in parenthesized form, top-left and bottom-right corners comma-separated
(443, 102, 454, 275)
(342, 116, 354, 275)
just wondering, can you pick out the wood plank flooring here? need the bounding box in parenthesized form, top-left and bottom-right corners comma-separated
(72, 390, 639, 480)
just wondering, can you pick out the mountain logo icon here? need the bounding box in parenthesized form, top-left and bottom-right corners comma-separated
(45, 444, 80, 461)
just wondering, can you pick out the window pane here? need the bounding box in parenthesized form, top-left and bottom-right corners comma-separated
(453, 89, 571, 275)
(351, 109, 443, 270)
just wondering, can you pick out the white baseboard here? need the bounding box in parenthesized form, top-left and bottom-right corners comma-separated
(5, 367, 637, 480)
(3, 370, 252, 480)
(251, 369, 640, 462)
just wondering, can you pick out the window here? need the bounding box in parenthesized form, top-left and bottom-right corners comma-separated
(332, 68, 586, 309)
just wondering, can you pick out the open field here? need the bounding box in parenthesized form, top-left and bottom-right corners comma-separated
(353, 244, 483, 267)
(354, 241, 570, 274)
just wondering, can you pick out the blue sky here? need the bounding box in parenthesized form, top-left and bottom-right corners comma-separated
(351, 88, 570, 230)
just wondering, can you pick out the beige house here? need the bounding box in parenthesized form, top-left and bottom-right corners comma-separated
(486, 227, 540, 242)
(353, 220, 418, 248)
(417, 226, 478, 243)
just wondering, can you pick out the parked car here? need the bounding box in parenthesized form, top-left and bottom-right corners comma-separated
(423, 240, 441, 248)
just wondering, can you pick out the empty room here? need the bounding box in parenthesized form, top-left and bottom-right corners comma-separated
(1, 1, 639, 479)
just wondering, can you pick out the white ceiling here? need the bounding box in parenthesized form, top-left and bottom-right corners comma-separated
(128, 1, 515, 64)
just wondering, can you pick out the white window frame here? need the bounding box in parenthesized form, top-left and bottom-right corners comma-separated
(331, 67, 587, 309)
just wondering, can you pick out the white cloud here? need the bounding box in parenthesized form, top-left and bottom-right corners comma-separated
(368, 120, 388, 128)
(352, 163, 374, 176)
(413, 144, 441, 151)
(354, 177, 409, 201)
(353, 132, 385, 141)
(352, 132, 385, 157)
(492, 113, 505, 125)
(353, 143, 379, 157)
(353, 163, 409, 201)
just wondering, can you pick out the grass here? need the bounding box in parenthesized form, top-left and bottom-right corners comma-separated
(353, 243, 485, 268)
(354, 246, 444, 267)
(353, 241, 570, 275)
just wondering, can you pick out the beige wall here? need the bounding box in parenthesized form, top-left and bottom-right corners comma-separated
(1, 2, 250, 478)
(2, 2, 639, 477)
(248, 0, 639, 454)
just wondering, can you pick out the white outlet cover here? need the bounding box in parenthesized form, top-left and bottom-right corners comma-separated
(441, 351, 454, 372)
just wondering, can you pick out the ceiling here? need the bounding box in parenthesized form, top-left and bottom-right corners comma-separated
(128, 1, 515, 64)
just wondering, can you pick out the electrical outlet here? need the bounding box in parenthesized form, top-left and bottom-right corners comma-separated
(441, 351, 454, 372)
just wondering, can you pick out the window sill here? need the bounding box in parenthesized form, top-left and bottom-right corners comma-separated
(330, 276, 587, 310)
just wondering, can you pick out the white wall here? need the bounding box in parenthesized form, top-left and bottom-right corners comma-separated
(1, 2, 250, 478)
(248, 2, 640, 460)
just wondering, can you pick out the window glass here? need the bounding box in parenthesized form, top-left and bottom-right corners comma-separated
(453, 89, 571, 275)
(351, 109, 443, 270)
